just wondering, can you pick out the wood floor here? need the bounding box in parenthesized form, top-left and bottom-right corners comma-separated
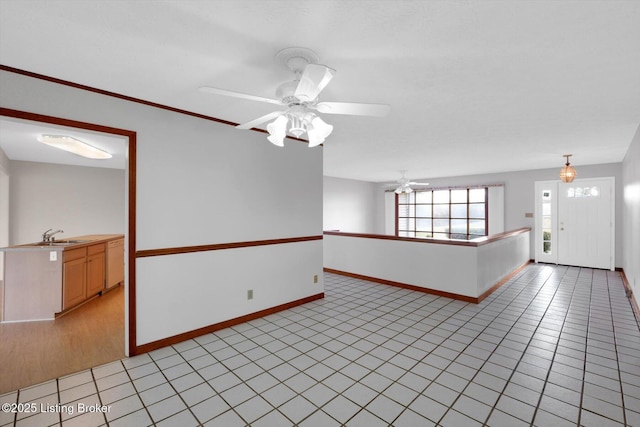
(0, 285, 125, 394)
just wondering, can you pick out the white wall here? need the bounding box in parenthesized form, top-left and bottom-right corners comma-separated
(0, 70, 323, 348)
(622, 124, 640, 308)
(0, 148, 9, 279)
(323, 176, 376, 233)
(373, 163, 624, 266)
(8, 161, 125, 245)
(324, 231, 530, 299)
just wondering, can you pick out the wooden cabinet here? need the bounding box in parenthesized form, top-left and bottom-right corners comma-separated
(3, 234, 124, 321)
(107, 238, 124, 289)
(62, 243, 105, 310)
(63, 248, 87, 310)
(86, 243, 106, 297)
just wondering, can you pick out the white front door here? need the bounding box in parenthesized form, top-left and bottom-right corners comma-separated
(535, 177, 614, 270)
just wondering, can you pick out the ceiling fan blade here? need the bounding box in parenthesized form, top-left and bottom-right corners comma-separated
(236, 111, 284, 130)
(199, 86, 282, 106)
(294, 64, 335, 102)
(409, 181, 430, 186)
(315, 101, 390, 117)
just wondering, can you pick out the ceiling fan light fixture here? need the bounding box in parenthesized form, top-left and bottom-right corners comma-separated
(266, 115, 287, 147)
(307, 116, 333, 148)
(288, 114, 306, 138)
(560, 154, 577, 183)
(38, 134, 112, 159)
(395, 185, 413, 194)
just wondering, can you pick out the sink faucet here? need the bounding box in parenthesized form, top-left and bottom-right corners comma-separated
(42, 228, 64, 242)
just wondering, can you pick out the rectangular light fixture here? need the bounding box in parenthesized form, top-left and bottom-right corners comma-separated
(38, 134, 112, 159)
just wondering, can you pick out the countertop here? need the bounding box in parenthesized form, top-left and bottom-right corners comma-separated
(0, 234, 124, 252)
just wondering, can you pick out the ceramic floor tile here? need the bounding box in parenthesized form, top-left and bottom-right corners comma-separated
(202, 409, 246, 427)
(365, 394, 405, 423)
(298, 409, 342, 427)
(155, 409, 199, 427)
(190, 395, 231, 424)
(4, 267, 640, 427)
(278, 395, 317, 424)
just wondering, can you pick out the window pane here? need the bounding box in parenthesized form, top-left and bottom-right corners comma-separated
(399, 204, 415, 217)
(469, 188, 485, 203)
(405, 218, 415, 230)
(396, 186, 488, 239)
(433, 219, 449, 233)
(416, 205, 431, 217)
(451, 219, 467, 234)
(416, 191, 432, 203)
(399, 192, 415, 203)
(469, 220, 485, 235)
(416, 218, 432, 232)
(433, 204, 449, 218)
(469, 203, 485, 218)
(451, 204, 467, 218)
(433, 190, 449, 203)
(398, 204, 411, 217)
(451, 189, 467, 203)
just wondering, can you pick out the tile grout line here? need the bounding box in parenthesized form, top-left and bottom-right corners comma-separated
(455, 264, 564, 425)
(605, 269, 628, 426)
(116, 358, 158, 426)
(529, 265, 587, 425)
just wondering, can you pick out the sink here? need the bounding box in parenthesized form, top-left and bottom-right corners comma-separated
(34, 240, 89, 246)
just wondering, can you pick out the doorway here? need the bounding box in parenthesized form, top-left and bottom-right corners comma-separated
(0, 108, 136, 392)
(535, 177, 615, 270)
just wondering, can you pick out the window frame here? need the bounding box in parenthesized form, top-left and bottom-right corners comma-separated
(395, 187, 489, 240)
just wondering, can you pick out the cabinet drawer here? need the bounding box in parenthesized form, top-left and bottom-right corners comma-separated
(88, 242, 106, 255)
(64, 247, 87, 262)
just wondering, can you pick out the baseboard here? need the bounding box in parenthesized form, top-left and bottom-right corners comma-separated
(620, 269, 640, 326)
(477, 261, 531, 303)
(133, 292, 324, 355)
(323, 268, 478, 303)
(325, 261, 531, 304)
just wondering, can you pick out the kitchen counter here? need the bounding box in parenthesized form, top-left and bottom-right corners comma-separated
(1, 234, 124, 322)
(3, 234, 125, 251)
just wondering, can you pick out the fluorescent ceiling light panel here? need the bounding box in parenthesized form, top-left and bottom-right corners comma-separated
(38, 134, 112, 159)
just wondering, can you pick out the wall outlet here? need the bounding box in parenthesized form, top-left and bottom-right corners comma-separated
(247, 289, 253, 300)
(313, 275, 318, 284)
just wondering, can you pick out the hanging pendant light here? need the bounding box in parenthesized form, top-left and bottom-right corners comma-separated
(560, 154, 577, 183)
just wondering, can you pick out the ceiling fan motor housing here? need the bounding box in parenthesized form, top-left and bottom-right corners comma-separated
(275, 81, 300, 105)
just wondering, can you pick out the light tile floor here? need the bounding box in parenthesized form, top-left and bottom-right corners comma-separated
(1, 265, 639, 426)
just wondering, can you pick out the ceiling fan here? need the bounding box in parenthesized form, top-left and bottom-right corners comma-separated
(389, 171, 430, 194)
(199, 47, 390, 147)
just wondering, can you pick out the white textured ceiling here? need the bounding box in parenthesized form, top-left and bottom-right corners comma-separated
(0, 118, 127, 169)
(0, 0, 639, 182)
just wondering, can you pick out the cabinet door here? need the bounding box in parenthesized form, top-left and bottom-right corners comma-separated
(107, 239, 125, 288)
(86, 251, 106, 297)
(63, 258, 86, 310)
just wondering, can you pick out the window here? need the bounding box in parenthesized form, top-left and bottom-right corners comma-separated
(542, 190, 552, 253)
(397, 187, 488, 240)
